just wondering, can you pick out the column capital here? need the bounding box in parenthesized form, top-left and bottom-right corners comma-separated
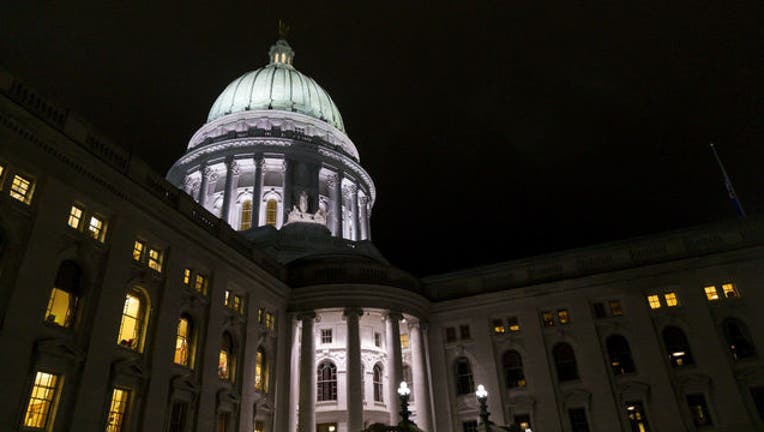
(343, 307, 364, 318)
(342, 183, 358, 195)
(225, 158, 241, 175)
(386, 311, 404, 322)
(326, 172, 340, 188)
(296, 311, 316, 322)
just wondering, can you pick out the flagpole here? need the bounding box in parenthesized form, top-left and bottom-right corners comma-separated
(710, 143, 746, 217)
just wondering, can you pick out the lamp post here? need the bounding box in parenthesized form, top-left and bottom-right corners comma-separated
(398, 381, 413, 428)
(475, 384, 491, 427)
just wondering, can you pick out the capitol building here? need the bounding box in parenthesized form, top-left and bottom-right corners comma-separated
(0, 37, 763, 432)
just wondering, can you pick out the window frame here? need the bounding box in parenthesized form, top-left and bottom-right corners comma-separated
(22, 371, 62, 430)
(9, 172, 35, 204)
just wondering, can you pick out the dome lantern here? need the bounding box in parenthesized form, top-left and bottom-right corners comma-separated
(269, 39, 294, 66)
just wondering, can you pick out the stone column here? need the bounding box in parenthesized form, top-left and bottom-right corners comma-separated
(328, 173, 342, 237)
(345, 307, 364, 431)
(385, 312, 404, 424)
(409, 321, 432, 431)
(252, 156, 264, 225)
(281, 159, 292, 224)
(297, 312, 316, 432)
(358, 195, 369, 240)
(198, 164, 212, 206)
(221, 158, 240, 224)
(348, 184, 359, 240)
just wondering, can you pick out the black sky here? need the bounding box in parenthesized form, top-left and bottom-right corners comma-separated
(2, 1, 762, 276)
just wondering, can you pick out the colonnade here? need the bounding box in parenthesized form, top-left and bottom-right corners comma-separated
(294, 309, 432, 432)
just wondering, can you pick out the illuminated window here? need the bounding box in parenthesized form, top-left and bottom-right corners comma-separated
(374, 332, 382, 347)
(87, 215, 107, 242)
(67, 205, 83, 229)
(22, 371, 61, 429)
(218, 332, 234, 380)
(183, 268, 192, 286)
(255, 347, 268, 392)
(625, 401, 650, 432)
(224, 290, 243, 314)
(132, 241, 145, 262)
(606, 334, 636, 375)
(663, 326, 694, 367)
(502, 350, 526, 388)
(265, 312, 274, 329)
(117, 289, 148, 351)
(705, 286, 719, 301)
(493, 319, 506, 334)
(174, 316, 192, 367)
(542, 311, 555, 327)
(0, 164, 4, 180)
(265, 199, 278, 226)
(553, 343, 579, 382)
(106, 388, 130, 432)
(445, 327, 457, 343)
(45, 261, 82, 328)
(609, 300, 624, 316)
(664, 292, 679, 307)
(454, 357, 475, 395)
(147, 248, 162, 272)
(459, 324, 471, 339)
(317, 361, 338, 401)
(10, 174, 33, 203)
(194, 274, 208, 295)
(400, 333, 409, 349)
(686, 394, 713, 427)
(722, 283, 739, 298)
(508, 316, 520, 332)
(321, 329, 333, 344)
(558, 309, 570, 324)
(258, 307, 264, 323)
(647, 294, 661, 309)
(373, 363, 384, 402)
(240, 200, 253, 230)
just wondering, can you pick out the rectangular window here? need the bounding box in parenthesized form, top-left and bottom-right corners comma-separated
(593, 302, 607, 319)
(558, 309, 570, 324)
(88, 215, 107, 242)
(704, 285, 719, 301)
(225, 290, 243, 314)
(542, 311, 555, 327)
(625, 401, 650, 432)
(459, 324, 471, 340)
(609, 300, 624, 316)
(462, 420, 478, 432)
(106, 388, 130, 432)
(67, 205, 83, 229)
(45, 287, 76, 327)
(147, 248, 163, 272)
(321, 329, 333, 344)
(400, 333, 409, 349)
(265, 312, 274, 329)
(664, 292, 679, 307)
(722, 283, 738, 299)
(647, 294, 661, 309)
(132, 240, 145, 262)
(686, 394, 713, 427)
(508, 316, 520, 332)
(445, 327, 456, 343)
(23, 371, 61, 429)
(492, 319, 506, 334)
(257, 307, 264, 323)
(183, 268, 192, 286)
(568, 408, 590, 432)
(194, 274, 208, 295)
(374, 332, 382, 347)
(10, 174, 33, 203)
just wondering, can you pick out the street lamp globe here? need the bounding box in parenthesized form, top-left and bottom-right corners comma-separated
(475, 384, 488, 400)
(398, 381, 411, 397)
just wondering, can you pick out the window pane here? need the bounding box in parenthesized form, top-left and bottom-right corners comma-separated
(704, 286, 719, 301)
(459, 325, 471, 339)
(240, 200, 253, 230)
(686, 394, 713, 427)
(68, 206, 83, 229)
(118, 293, 144, 350)
(183, 268, 192, 286)
(664, 292, 678, 307)
(722, 283, 738, 298)
(508, 316, 520, 332)
(266, 199, 278, 226)
(88, 216, 106, 241)
(493, 319, 506, 334)
(23, 372, 60, 429)
(609, 300, 624, 316)
(218, 349, 230, 380)
(132, 241, 144, 262)
(174, 317, 191, 367)
(148, 248, 162, 272)
(399, 333, 409, 348)
(647, 295, 661, 309)
(106, 388, 130, 432)
(542, 311, 555, 327)
(10, 174, 33, 203)
(45, 288, 75, 327)
(558, 309, 570, 324)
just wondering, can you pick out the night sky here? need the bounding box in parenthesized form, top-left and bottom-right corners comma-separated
(2, 1, 762, 276)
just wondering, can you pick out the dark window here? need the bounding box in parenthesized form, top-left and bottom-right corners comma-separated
(168, 401, 188, 432)
(606, 334, 636, 375)
(723, 318, 756, 360)
(553, 343, 579, 382)
(686, 394, 713, 427)
(750, 387, 764, 420)
(216, 412, 229, 432)
(317, 361, 337, 401)
(454, 357, 475, 395)
(459, 325, 471, 340)
(542, 311, 555, 327)
(625, 401, 650, 432)
(662, 326, 694, 367)
(593, 303, 607, 319)
(514, 414, 531, 430)
(373, 363, 383, 402)
(502, 350, 526, 388)
(568, 408, 590, 432)
(462, 420, 478, 432)
(445, 327, 457, 343)
(609, 300, 624, 316)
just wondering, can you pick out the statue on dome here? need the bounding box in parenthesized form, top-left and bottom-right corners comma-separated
(286, 189, 327, 226)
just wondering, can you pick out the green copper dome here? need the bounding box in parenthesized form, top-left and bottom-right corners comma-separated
(207, 39, 345, 132)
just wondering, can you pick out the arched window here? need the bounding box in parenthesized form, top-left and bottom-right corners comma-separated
(454, 357, 475, 395)
(723, 318, 756, 360)
(317, 361, 337, 401)
(553, 343, 579, 382)
(218, 332, 234, 381)
(402, 364, 414, 401)
(373, 363, 384, 402)
(45, 261, 82, 327)
(502, 350, 527, 388)
(663, 326, 694, 367)
(255, 347, 268, 392)
(174, 315, 192, 367)
(117, 288, 149, 352)
(606, 334, 636, 375)
(265, 199, 278, 226)
(240, 200, 253, 230)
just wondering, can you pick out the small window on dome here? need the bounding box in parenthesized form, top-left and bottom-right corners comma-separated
(280, 53, 286, 63)
(266, 199, 278, 226)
